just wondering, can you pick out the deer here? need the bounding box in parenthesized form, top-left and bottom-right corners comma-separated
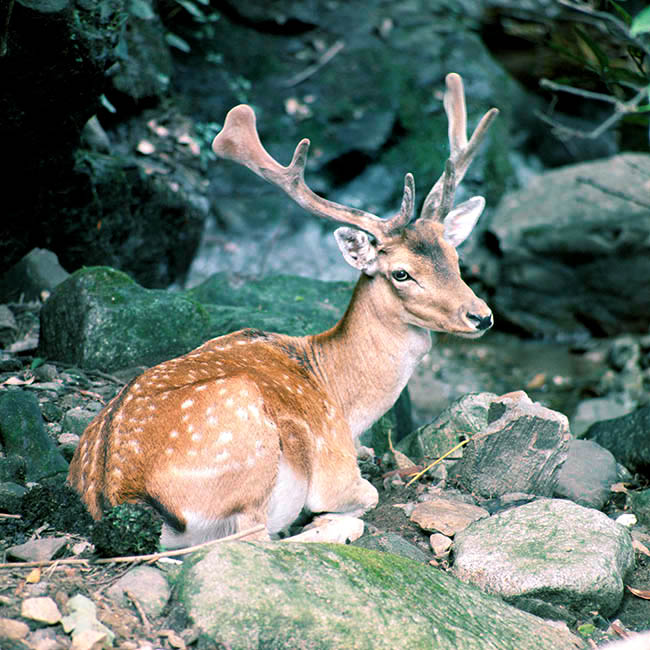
(67, 73, 498, 549)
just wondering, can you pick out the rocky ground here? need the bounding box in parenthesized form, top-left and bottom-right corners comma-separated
(0, 298, 649, 649)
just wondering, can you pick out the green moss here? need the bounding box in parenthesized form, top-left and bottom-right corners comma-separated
(91, 503, 161, 557)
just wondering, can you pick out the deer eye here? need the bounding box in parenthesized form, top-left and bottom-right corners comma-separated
(391, 269, 411, 282)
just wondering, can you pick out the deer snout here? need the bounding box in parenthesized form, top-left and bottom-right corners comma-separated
(462, 299, 493, 334)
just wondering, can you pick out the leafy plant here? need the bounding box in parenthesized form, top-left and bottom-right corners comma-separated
(539, 1, 650, 143)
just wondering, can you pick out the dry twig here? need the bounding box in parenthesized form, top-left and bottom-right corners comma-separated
(0, 524, 266, 570)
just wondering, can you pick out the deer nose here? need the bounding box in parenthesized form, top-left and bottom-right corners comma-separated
(466, 311, 493, 331)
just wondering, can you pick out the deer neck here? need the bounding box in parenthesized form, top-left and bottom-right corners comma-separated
(306, 273, 431, 438)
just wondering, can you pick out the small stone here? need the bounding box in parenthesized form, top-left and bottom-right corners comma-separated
(410, 497, 489, 536)
(107, 566, 171, 618)
(68, 628, 109, 650)
(0, 616, 30, 639)
(21, 597, 62, 625)
(27, 627, 68, 650)
(7, 537, 68, 562)
(429, 533, 453, 556)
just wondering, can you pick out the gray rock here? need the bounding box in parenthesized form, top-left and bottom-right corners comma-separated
(0, 248, 69, 304)
(0, 482, 27, 514)
(8, 537, 68, 562)
(177, 541, 580, 649)
(554, 439, 618, 509)
(489, 153, 650, 338)
(397, 392, 496, 461)
(106, 566, 170, 618)
(61, 407, 97, 436)
(0, 390, 68, 481)
(452, 498, 634, 621)
(571, 396, 635, 439)
(456, 392, 570, 498)
(584, 406, 650, 475)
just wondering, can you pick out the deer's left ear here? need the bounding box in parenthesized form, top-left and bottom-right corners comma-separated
(334, 227, 379, 275)
(443, 196, 485, 248)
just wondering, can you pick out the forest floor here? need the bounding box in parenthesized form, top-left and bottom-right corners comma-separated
(0, 301, 649, 649)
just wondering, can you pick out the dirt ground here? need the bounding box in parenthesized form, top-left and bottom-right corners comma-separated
(1, 303, 649, 649)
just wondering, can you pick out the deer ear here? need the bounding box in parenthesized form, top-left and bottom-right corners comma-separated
(443, 196, 485, 248)
(334, 227, 379, 275)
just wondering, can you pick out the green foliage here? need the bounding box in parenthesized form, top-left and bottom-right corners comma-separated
(91, 503, 162, 557)
(545, 1, 650, 143)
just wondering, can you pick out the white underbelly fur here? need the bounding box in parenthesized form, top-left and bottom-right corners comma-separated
(266, 455, 308, 534)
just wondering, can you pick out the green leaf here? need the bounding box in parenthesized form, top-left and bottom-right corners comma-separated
(631, 6, 650, 36)
(165, 32, 191, 53)
(100, 94, 117, 114)
(175, 0, 206, 19)
(129, 0, 155, 20)
(30, 357, 46, 370)
(574, 26, 610, 71)
(607, 0, 632, 26)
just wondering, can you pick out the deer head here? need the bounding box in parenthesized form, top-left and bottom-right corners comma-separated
(212, 72, 498, 338)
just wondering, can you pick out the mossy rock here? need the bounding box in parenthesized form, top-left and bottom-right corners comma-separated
(39, 266, 211, 371)
(177, 541, 580, 649)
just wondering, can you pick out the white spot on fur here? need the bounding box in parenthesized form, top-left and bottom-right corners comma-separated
(236, 407, 248, 420)
(217, 430, 233, 444)
(181, 399, 194, 409)
(248, 404, 260, 419)
(170, 430, 179, 439)
(215, 450, 230, 463)
(128, 440, 141, 454)
(195, 385, 208, 392)
(188, 449, 197, 457)
(165, 448, 173, 456)
(225, 397, 234, 408)
(191, 432, 202, 442)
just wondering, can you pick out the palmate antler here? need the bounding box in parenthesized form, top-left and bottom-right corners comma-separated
(212, 73, 498, 242)
(420, 73, 500, 221)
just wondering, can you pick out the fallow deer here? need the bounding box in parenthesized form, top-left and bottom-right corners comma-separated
(68, 73, 498, 548)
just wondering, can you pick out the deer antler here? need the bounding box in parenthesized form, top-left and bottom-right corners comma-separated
(420, 73, 499, 222)
(212, 105, 414, 243)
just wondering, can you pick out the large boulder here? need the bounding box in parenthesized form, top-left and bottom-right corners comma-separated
(452, 498, 635, 622)
(38, 267, 211, 371)
(489, 153, 650, 338)
(176, 541, 580, 649)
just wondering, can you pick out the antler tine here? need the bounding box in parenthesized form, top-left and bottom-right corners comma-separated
(212, 104, 401, 242)
(420, 73, 499, 222)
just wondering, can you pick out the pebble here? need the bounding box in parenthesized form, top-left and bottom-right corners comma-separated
(7, 537, 68, 562)
(410, 497, 489, 536)
(21, 596, 62, 625)
(0, 616, 30, 639)
(429, 533, 453, 556)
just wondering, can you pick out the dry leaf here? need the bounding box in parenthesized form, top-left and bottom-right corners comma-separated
(3, 376, 35, 386)
(392, 448, 416, 471)
(610, 482, 629, 494)
(26, 568, 41, 584)
(626, 585, 650, 600)
(526, 372, 546, 389)
(632, 539, 650, 557)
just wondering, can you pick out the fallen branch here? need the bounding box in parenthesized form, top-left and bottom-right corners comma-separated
(282, 40, 345, 88)
(536, 82, 648, 141)
(0, 523, 266, 570)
